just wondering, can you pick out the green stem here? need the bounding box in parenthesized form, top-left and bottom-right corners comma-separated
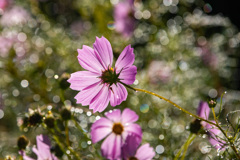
(73, 119, 89, 139)
(174, 134, 194, 160)
(180, 134, 196, 160)
(44, 125, 81, 160)
(211, 108, 219, 125)
(125, 85, 240, 159)
(127, 86, 216, 126)
(65, 120, 70, 146)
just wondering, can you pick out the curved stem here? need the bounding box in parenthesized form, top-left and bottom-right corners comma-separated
(180, 134, 196, 160)
(126, 86, 217, 126)
(174, 133, 196, 160)
(125, 85, 240, 159)
(211, 108, 219, 125)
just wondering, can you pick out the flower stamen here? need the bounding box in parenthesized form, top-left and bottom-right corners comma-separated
(112, 123, 124, 135)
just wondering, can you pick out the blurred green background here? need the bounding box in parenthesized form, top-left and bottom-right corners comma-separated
(1, 0, 240, 159)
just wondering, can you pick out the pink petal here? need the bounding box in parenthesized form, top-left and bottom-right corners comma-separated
(135, 143, 155, 160)
(91, 118, 113, 143)
(91, 117, 113, 130)
(36, 135, 52, 159)
(124, 123, 142, 139)
(109, 84, 119, 106)
(109, 83, 127, 106)
(122, 133, 141, 158)
(118, 65, 137, 85)
(101, 133, 122, 160)
(67, 71, 101, 91)
(77, 45, 105, 73)
(121, 108, 139, 124)
(105, 109, 122, 122)
(89, 84, 110, 113)
(197, 101, 210, 120)
(74, 82, 103, 106)
(205, 122, 225, 150)
(115, 45, 135, 73)
(117, 83, 128, 103)
(93, 36, 113, 69)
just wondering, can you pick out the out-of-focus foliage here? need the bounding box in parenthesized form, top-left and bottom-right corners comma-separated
(1, 0, 240, 159)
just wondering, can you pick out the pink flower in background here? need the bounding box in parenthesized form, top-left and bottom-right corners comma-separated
(68, 36, 137, 112)
(21, 135, 58, 160)
(0, 36, 14, 57)
(0, 6, 30, 27)
(91, 108, 142, 160)
(205, 122, 226, 150)
(197, 101, 210, 127)
(122, 134, 155, 160)
(148, 61, 172, 84)
(196, 101, 225, 150)
(0, 0, 9, 11)
(114, 0, 135, 38)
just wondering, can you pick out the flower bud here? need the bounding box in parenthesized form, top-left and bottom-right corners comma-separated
(60, 108, 71, 121)
(44, 117, 55, 128)
(51, 144, 64, 158)
(59, 73, 70, 90)
(208, 99, 217, 108)
(17, 135, 29, 150)
(190, 119, 202, 134)
(28, 112, 43, 126)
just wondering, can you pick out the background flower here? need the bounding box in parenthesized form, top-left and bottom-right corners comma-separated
(205, 122, 226, 150)
(114, 0, 135, 38)
(122, 134, 155, 160)
(91, 108, 142, 159)
(24, 135, 58, 160)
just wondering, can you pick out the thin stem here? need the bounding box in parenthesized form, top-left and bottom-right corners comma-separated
(217, 92, 226, 118)
(44, 124, 81, 160)
(211, 108, 219, 125)
(180, 134, 196, 160)
(73, 119, 89, 139)
(125, 85, 240, 159)
(174, 133, 196, 160)
(126, 86, 217, 126)
(65, 120, 70, 146)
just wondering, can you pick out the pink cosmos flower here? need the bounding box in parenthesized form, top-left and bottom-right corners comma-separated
(196, 101, 225, 150)
(148, 61, 172, 84)
(20, 135, 58, 160)
(205, 122, 225, 150)
(68, 36, 137, 113)
(114, 0, 135, 38)
(0, 6, 30, 27)
(0, 0, 9, 11)
(91, 108, 142, 160)
(197, 101, 210, 127)
(122, 134, 155, 160)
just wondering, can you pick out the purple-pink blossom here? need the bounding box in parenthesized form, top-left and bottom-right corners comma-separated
(122, 134, 155, 160)
(197, 101, 210, 127)
(114, 0, 135, 38)
(21, 134, 58, 160)
(0, 6, 30, 27)
(205, 122, 225, 150)
(0, 0, 9, 11)
(68, 36, 137, 113)
(197, 101, 225, 150)
(91, 108, 142, 160)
